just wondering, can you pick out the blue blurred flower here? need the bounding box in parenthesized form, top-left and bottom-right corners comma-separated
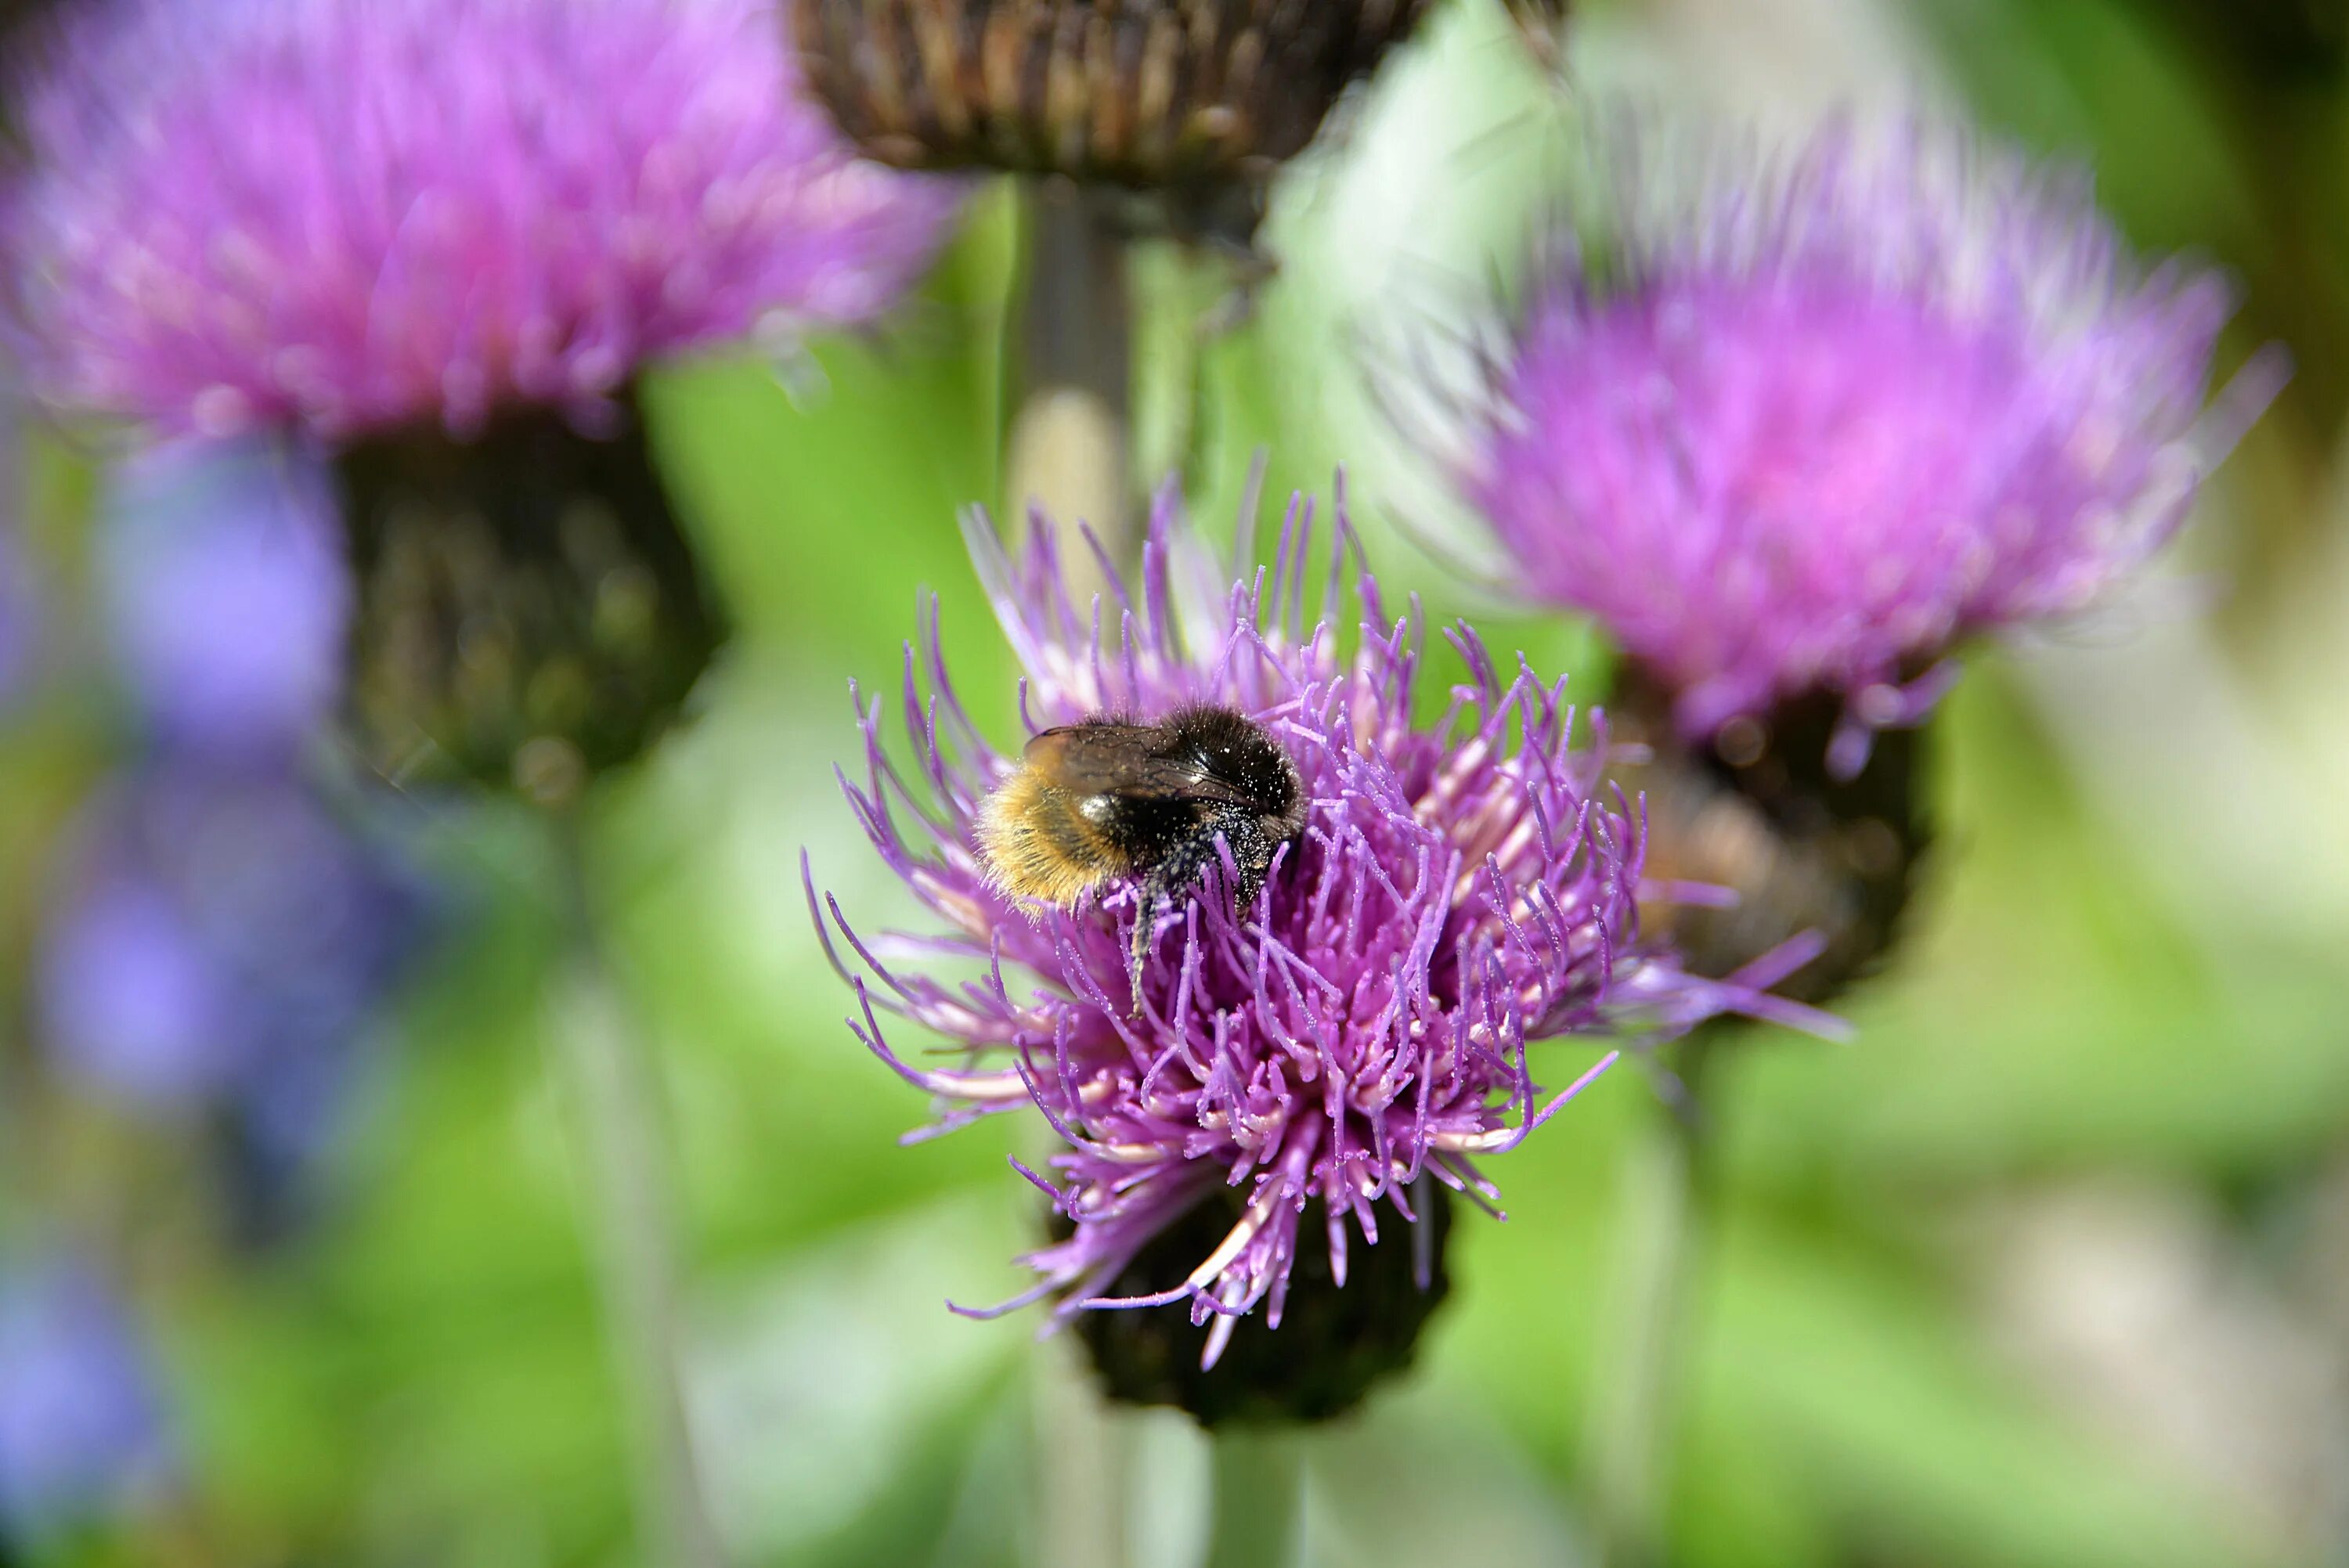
(31, 434, 437, 1224)
(97, 438, 346, 756)
(0, 1258, 172, 1546)
(37, 765, 429, 1157)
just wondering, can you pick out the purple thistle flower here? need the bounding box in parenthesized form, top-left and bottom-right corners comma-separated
(97, 437, 346, 755)
(0, 1258, 172, 1545)
(814, 485, 1799, 1370)
(5, 0, 961, 441)
(1442, 121, 2272, 770)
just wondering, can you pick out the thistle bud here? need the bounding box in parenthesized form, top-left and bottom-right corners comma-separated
(1611, 669, 1929, 1007)
(1070, 1187, 1455, 1428)
(335, 398, 725, 803)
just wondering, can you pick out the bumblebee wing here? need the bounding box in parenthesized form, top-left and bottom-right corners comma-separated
(1023, 724, 1255, 806)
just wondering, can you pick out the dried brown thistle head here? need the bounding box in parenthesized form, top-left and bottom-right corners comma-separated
(790, 1, 1446, 237)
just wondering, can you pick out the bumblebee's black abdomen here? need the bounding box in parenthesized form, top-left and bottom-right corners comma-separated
(1161, 705, 1299, 814)
(1081, 788, 1211, 866)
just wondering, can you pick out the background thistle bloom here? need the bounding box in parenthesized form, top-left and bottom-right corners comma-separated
(7, 0, 957, 442)
(5, 0, 961, 793)
(1427, 122, 2271, 999)
(816, 485, 1775, 1419)
(1456, 124, 2246, 758)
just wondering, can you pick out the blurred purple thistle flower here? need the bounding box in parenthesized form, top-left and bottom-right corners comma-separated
(814, 485, 1802, 1369)
(98, 437, 346, 755)
(5, 0, 961, 441)
(0, 1258, 172, 1545)
(1439, 120, 2275, 772)
(5, 0, 961, 789)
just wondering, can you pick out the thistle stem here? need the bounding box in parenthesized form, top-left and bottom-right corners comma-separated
(1584, 1033, 1721, 1568)
(1005, 183, 1134, 579)
(547, 816, 726, 1568)
(1031, 1343, 1135, 1568)
(1205, 1428, 1305, 1568)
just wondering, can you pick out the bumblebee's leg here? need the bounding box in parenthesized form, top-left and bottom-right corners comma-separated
(1135, 813, 1258, 991)
(1128, 810, 1286, 1007)
(1127, 885, 1162, 1011)
(1214, 813, 1278, 915)
(1129, 809, 1237, 1005)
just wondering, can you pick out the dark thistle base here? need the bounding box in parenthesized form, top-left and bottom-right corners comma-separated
(334, 393, 726, 803)
(2160, 0, 2346, 80)
(1066, 1184, 1452, 1428)
(1612, 665, 1931, 1008)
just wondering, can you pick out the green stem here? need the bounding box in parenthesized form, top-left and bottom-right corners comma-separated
(547, 816, 726, 1568)
(1204, 1428, 1304, 1568)
(1584, 1034, 1721, 1568)
(1004, 184, 1134, 579)
(1031, 1343, 1132, 1568)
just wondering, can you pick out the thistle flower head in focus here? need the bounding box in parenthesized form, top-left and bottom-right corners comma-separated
(813, 483, 1792, 1420)
(1433, 118, 2265, 768)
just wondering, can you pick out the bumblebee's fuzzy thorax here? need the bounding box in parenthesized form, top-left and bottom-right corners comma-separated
(973, 703, 1305, 997)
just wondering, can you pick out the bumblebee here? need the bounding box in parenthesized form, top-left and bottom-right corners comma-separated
(976, 704, 1306, 999)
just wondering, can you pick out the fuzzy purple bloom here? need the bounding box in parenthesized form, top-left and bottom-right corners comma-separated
(0, 1259, 171, 1545)
(98, 438, 346, 754)
(815, 487, 1795, 1365)
(1443, 123, 2269, 766)
(5, 0, 960, 441)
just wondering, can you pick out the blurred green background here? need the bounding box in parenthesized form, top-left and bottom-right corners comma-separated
(7, 0, 2349, 1564)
